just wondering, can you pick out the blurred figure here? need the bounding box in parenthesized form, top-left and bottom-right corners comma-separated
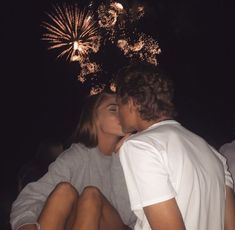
(18, 139, 64, 191)
(220, 140, 235, 191)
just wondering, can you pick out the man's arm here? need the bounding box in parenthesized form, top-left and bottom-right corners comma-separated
(225, 185, 235, 230)
(143, 198, 186, 230)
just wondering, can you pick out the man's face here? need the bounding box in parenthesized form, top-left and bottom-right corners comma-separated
(117, 97, 137, 133)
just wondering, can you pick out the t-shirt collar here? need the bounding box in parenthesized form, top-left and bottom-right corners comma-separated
(144, 119, 180, 132)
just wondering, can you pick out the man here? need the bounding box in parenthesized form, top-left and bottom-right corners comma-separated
(116, 63, 235, 230)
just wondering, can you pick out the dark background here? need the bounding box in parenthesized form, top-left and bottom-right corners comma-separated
(1, 0, 235, 229)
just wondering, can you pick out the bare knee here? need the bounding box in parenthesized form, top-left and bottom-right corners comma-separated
(51, 182, 78, 203)
(80, 186, 103, 204)
(38, 182, 79, 226)
(82, 186, 102, 196)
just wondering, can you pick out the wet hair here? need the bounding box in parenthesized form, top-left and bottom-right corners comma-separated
(116, 63, 175, 121)
(73, 90, 115, 147)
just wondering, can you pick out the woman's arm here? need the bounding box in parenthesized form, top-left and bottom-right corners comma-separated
(10, 146, 81, 230)
(225, 185, 235, 230)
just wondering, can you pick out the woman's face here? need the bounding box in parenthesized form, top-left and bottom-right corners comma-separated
(96, 95, 124, 137)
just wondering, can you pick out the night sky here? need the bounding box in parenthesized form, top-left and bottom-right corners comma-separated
(1, 0, 235, 228)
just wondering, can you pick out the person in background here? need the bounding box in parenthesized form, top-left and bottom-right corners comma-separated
(10, 90, 136, 230)
(18, 139, 64, 191)
(115, 63, 235, 230)
(220, 139, 235, 191)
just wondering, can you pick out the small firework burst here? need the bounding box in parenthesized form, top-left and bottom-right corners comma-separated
(78, 62, 101, 82)
(98, 6, 118, 29)
(89, 81, 116, 95)
(129, 5, 145, 22)
(117, 33, 161, 65)
(89, 84, 105, 95)
(42, 4, 101, 79)
(110, 2, 124, 12)
(97, 1, 127, 43)
(98, 1, 125, 28)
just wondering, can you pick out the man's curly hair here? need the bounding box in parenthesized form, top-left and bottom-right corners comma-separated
(116, 63, 175, 121)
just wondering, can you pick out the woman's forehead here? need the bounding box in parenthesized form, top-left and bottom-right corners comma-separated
(99, 95, 117, 107)
(103, 95, 117, 103)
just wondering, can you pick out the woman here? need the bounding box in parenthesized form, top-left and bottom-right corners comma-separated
(10, 90, 136, 230)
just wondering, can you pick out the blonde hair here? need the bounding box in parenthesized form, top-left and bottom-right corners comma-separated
(73, 91, 115, 147)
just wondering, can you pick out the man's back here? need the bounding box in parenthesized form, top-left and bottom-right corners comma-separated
(120, 120, 233, 230)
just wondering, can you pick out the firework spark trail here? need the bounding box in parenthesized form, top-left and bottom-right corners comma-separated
(42, 4, 101, 69)
(97, 1, 160, 65)
(90, 85, 105, 95)
(89, 81, 116, 96)
(97, 1, 128, 44)
(42, 2, 161, 92)
(117, 33, 161, 65)
(78, 62, 101, 82)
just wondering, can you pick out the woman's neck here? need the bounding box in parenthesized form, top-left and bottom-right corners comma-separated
(98, 135, 120, 155)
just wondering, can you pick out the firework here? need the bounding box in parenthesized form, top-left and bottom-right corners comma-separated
(78, 62, 101, 82)
(89, 81, 116, 95)
(98, 1, 125, 29)
(129, 5, 145, 22)
(89, 85, 105, 95)
(97, 1, 127, 43)
(42, 2, 161, 86)
(117, 33, 161, 65)
(42, 4, 101, 79)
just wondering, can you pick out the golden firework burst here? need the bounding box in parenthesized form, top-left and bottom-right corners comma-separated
(42, 2, 161, 86)
(42, 4, 101, 63)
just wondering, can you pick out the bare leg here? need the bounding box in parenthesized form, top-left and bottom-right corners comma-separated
(99, 194, 128, 230)
(37, 184, 127, 230)
(38, 182, 78, 230)
(72, 186, 126, 230)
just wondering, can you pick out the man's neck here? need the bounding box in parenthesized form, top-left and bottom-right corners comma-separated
(137, 117, 172, 131)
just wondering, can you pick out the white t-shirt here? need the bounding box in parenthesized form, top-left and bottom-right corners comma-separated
(119, 120, 233, 230)
(220, 140, 235, 191)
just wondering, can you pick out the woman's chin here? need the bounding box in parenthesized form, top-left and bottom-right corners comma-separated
(118, 131, 125, 137)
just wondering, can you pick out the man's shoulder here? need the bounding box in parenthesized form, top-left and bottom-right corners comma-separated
(124, 128, 166, 150)
(129, 122, 179, 141)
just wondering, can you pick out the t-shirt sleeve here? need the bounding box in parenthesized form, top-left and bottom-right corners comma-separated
(210, 145, 234, 189)
(224, 160, 234, 189)
(10, 145, 84, 230)
(119, 139, 176, 210)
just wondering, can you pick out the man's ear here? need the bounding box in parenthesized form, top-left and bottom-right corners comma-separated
(128, 97, 138, 112)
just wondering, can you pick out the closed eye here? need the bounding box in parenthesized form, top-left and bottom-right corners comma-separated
(108, 104, 118, 112)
